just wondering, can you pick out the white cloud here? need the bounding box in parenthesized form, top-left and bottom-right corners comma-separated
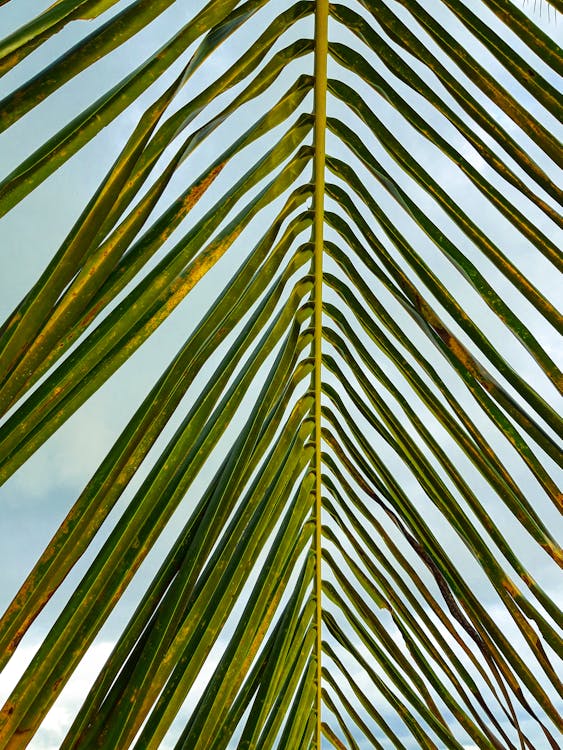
(0, 640, 115, 750)
(0, 642, 40, 705)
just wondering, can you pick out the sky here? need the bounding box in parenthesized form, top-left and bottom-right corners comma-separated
(0, 1, 561, 748)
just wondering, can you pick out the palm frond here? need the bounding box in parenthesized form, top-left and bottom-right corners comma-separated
(0, 1, 561, 748)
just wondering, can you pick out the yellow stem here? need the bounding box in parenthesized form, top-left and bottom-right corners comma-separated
(313, 1, 328, 748)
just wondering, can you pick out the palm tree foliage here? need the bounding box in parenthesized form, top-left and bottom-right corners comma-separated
(0, 0, 561, 747)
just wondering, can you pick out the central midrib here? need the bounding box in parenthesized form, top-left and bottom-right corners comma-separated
(312, 1, 328, 748)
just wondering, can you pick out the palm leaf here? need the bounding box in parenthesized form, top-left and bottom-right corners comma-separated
(0, 1, 561, 748)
